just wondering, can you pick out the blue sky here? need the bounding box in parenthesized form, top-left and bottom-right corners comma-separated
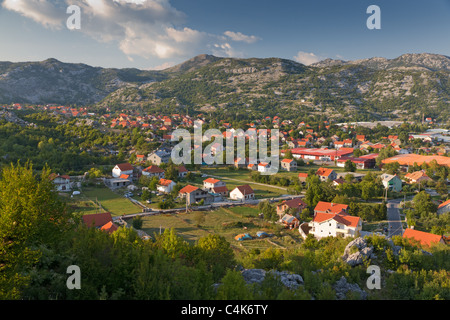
(0, 0, 449, 69)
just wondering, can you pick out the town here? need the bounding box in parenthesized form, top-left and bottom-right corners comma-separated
(1, 101, 449, 301)
(2, 103, 448, 243)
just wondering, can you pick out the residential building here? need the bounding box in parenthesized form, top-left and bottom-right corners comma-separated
(230, 185, 255, 201)
(157, 179, 176, 194)
(276, 198, 307, 219)
(82, 212, 118, 234)
(147, 149, 171, 165)
(177, 165, 189, 178)
(381, 174, 402, 192)
(49, 173, 72, 192)
(258, 162, 271, 173)
(179, 185, 213, 205)
(402, 228, 445, 247)
(203, 178, 226, 192)
(280, 158, 297, 171)
(314, 201, 349, 215)
(298, 172, 308, 184)
(316, 167, 337, 182)
(281, 214, 300, 229)
(142, 165, 165, 179)
(112, 163, 134, 178)
(437, 199, 450, 215)
(307, 210, 361, 239)
(404, 170, 432, 184)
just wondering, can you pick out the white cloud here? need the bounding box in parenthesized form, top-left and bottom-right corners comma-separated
(2, 0, 258, 61)
(293, 51, 323, 65)
(150, 61, 176, 70)
(224, 31, 261, 44)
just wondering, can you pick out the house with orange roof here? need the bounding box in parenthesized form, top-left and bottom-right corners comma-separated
(314, 201, 349, 215)
(179, 184, 213, 205)
(402, 228, 445, 248)
(82, 212, 118, 234)
(306, 209, 361, 239)
(298, 172, 308, 183)
(203, 178, 226, 192)
(280, 158, 297, 172)
(157, 178, 176, 194)
(316, 167, 337, 181)
(437, 199, 450, 215)
(404, 170, 432, 184)
(142, 165, 165, 179)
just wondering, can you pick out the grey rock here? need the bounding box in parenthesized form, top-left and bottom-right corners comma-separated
(240, 269, 304, 290)
(333, 276, 368, 300)
(341, 237, 375, 266)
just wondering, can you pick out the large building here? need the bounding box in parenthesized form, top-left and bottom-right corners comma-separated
(382, 154, 450, 169)
(283, 147, 354, 161)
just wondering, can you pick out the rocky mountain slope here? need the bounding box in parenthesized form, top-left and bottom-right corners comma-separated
(1, 53, 449, 122)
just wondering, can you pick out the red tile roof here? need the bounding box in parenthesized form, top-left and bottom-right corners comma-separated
(143, 165, 164, 173)
(100, 221, 119, 234)
(402, 228, 444, 247)
(179, 185, 199, 194)
(204, 178, 221, 184)
(314, 201, 348, 214)
(234, 185, 254, 195)
(158, 179, 174, 186)
(116, 163, 134, 171)
(316, 167, 335, 177)
(313, 211, 360, 228)
(438, 199, 450, 209)
(82, 212, 113, 228)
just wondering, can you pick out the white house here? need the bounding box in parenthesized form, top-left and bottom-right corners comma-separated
(203, 178, 226, 192)
(50, 174, 72, 192)
(230, 185, 255, 201)
(156, 179, 176, 194)
(307, 211, 362, 239)
(112, 163, 134, 178)
(258, 162, 271, 173)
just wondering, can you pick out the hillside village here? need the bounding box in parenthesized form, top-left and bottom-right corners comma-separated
(2, 102, 448, 250)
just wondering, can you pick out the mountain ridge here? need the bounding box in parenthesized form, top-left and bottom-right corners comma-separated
(0, 53, 449, 123)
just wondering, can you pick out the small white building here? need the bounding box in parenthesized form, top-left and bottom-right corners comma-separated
(257, 162, 271, 173)
(203, 178, 226, 192)
(157, 179, 176, 194)
(112, 163, 134, 178)
(50, 174, 72, 192)
(230, 185, 255, 201)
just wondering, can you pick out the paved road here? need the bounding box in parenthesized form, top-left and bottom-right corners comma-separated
(387, 198, 404, 238)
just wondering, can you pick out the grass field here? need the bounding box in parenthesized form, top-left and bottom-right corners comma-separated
(139, 205, 303, 253)
(199, 167, 289, 198)
(66, 185, 141, 217)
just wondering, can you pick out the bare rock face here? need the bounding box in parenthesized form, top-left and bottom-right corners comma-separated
(341, 237, 375, 267)
(333, 276, 368, 300)
(240, 269, 304, 290)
